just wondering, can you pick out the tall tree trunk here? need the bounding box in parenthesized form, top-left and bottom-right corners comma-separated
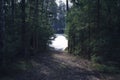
(88, 1, 91, 59)
(0, 0, 4, 52)
(21, 0, 26, 56)
(0, 0, 5, 66)
(97, 0, 101, 56)
(97, 0, 100, 28)
(11, 0, 14, 23)
(33, 0, 39, 53)
(66, 0, 69, 11)
(66, 0, 70, 53)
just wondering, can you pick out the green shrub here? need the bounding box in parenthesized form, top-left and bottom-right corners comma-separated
(92, 63, 120, 73)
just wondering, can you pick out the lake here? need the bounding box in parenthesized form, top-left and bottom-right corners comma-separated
(49, 34, 68, 51)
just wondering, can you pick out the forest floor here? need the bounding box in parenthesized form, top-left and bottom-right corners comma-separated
(1, 49, 120, 80)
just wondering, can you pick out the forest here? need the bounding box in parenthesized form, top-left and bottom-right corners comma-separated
(0, 0, 120, 80)
(0, 0, 55, 74)
(66, 0, 120, 72)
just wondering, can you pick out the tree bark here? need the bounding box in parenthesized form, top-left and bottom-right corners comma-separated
(21, 0, 26, 55)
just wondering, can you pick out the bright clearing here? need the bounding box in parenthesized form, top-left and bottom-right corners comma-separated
(50, 34, 68, 51)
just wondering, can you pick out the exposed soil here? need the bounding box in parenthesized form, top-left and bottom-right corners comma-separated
(1, 50, 120, 80)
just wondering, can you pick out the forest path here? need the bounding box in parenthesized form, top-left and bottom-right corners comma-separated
(2, 50, 119, 80)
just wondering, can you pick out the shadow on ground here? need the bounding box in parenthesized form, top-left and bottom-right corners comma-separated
(1, 50, 117, 80)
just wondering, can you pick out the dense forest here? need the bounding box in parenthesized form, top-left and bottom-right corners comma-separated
(0, 0, 55, 73)
(66, 0, 120, 72)
(0, 0, 120, 79)
(52, 0, 66, 33)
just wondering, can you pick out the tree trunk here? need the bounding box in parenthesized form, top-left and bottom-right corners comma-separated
(21, 0, 26, 56)
(11, 0, 14, 23)
(97, 0, 100, 28)
(33, 0, 39, 53)
(66, 0, 69, 11)
(0, 0, 5, 66)
(0, 0, 4, 52)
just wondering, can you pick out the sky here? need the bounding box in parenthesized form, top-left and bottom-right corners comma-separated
(56, 0, 72, 6)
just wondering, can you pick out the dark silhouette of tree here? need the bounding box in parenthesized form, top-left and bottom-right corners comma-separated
(66, 0, 69, 11)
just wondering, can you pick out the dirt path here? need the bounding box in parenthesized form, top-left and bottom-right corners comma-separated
(1, 50, 119, 80)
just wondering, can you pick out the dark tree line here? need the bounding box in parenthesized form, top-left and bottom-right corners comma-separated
(66, 0, 120, 72)
(51, 0, 66, 33)
(0, 0, 54, 72)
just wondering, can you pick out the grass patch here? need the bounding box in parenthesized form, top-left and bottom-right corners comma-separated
(92, 63, 120, 74)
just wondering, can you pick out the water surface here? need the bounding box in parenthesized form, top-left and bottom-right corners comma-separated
(50, 34, 68, 51)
